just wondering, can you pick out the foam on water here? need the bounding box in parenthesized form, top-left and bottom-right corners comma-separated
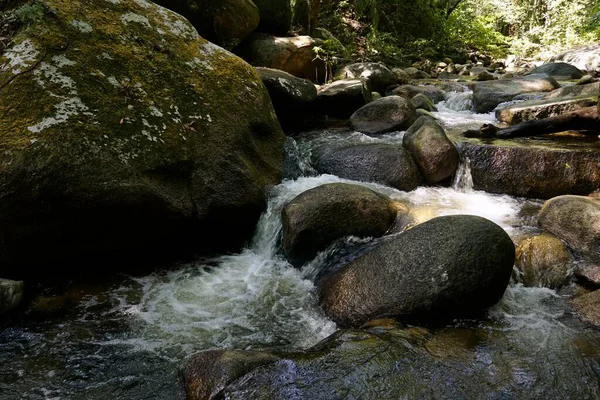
(434, 90, 497, 131)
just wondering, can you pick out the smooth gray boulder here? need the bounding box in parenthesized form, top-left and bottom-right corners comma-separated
(319, 215, 515, 327)
(528, 62, 585, 80)
(403, 117, 459, 184)
(350, 96, 417, 134)
(538, 195, 600, 257)
(282, 183, 398, 266)
(545, 81, 600, 100)
(388, 85, 446, 103)
(317, 79, 372, 118)
(315, 144, 422, 191)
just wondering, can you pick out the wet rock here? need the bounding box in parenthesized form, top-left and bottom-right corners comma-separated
(315, 144, 422, 191)
(388, 84, 446, 103)
(404, 67, 431, 79)
(217, 321, 599, 399)
(544, 81, 600, 99)
(459, 142, 600, 199)
(256, 67, 317, 129)
(575, 264, 600, 288)
(253, 0, 291, 36)
(472, 75, 561, 113)
(350, 96, 417, 135)
(236, 34, 325, 82)
(336, 62, 397, 95)
(516, 234, 572, 289)
(538, 195, 600, 257)
(572, 290, 600, 327)
(0, 0, 285, 279)
(282, 183, 398, 266)
(528, 62, 585, 80)
(474, 70, 496, 81)
(410, 93, 437, 112)
(153, 0, 259, 48)
(319, 215, 515, 327)
(438, 72, 461, 80)
(0, 279, 23, 316)
(391, 68, 411, 84)
(317, 79, 372, 118)
(403, 117, 459, 184)
(184, 350, 279, 400)
(495, 95, 598, 125)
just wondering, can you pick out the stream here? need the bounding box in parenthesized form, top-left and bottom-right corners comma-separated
(1, 89, 600, 399)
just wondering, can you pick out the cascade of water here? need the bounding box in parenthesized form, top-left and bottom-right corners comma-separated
(452, 157, 474, 193)
(439, 90, 474, 112)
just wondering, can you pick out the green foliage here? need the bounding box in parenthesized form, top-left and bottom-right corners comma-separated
(12, 2, 45, 24)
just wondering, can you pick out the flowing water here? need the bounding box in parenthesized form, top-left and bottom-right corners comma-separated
(1, 91, 599, 399)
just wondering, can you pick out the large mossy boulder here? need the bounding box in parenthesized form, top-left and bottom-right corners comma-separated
(152, 0, 259, 48)
(472, 75, 561, 113)
(350, 96, 417, 135)
(459, 142, 600, 199)
(527, 62, 585, 80)
(538, 196, 600, 257)
(253, 0, 291, 36)
(315, 144, 422, 191)
(515, 234, 572, 289)
(235, 34, 325, 82)
(282, 183, 397, 267)
(403, 116, 459, 184)
(317, 79, 372, 118)
(256, 67, 317, 130)
(495, 95, 599, 125)
(319, 215, 515, 327)
(336, 62, 397, 95)
(0, 0, 285, 279)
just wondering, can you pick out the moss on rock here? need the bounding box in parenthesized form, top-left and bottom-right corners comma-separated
(0, 0, 284, 279)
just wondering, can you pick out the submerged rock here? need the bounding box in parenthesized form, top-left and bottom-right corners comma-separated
(528, 62, 585, 80)
(0, 278, 24, 316)
(236, 34, 324, 82)
(472, 75, 560, 113)
(317, 79, 372, 118)
(403, 117, 458, 184)
(184, 349, 279, 400)
(538, 196, 600, 257)
(516, 234, 572, 289)
(336, 62, 397, 94)
(495, 95, 598, 125)
(282, 183, 397, 267)
(319, 215, 515, 327)
(349, 96, 417, 135)
(256, 67, 317, 129)
(460, 142, 600, 199)
(0, 0, 285, 279)
(152, 0, 259, 48)
(315, 144, 422, 191)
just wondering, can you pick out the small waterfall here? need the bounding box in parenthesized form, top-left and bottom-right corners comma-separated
(453, 157, 474, 193)
(438, 90, 474, 112)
